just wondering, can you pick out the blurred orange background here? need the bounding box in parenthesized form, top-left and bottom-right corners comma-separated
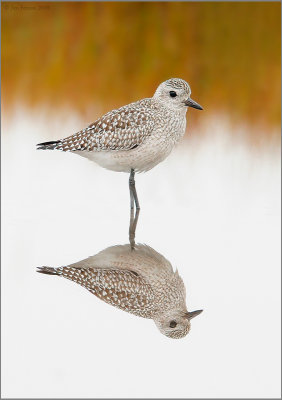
(1, 1, 281, 142)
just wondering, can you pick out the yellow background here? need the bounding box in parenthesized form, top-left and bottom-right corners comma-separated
(2, 2, 281, 140)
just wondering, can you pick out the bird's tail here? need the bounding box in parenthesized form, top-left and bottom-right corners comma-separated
(36, 140, 61, 150)
(37, 266, 63, 276)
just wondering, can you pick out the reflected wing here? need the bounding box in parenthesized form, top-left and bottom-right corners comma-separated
(58, 266, 155, 318)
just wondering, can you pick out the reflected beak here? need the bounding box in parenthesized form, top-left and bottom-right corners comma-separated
(184, 98, 203, 110)
(185, 310, 203, 320)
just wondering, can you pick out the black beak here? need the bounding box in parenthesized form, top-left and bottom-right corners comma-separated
(184, 98, 203, 110)
(185, 310, 203, 320)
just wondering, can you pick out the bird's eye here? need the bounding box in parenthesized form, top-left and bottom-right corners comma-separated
(169, 91, 177, 98)
(169, 320, 177, 328)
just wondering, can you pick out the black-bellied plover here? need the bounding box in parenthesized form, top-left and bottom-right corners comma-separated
(37, 78, 203, 248)
(37, 243, 203, 339)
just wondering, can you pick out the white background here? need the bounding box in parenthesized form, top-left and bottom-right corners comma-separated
(2, 110, 281, 398)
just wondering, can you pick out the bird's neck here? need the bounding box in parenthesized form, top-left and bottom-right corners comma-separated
(152, 98, 187, 116)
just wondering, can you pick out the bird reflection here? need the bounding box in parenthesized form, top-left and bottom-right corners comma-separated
(37, 244, 202, 339)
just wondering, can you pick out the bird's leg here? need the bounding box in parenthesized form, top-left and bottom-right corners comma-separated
(129, 169, 135, 249)
(129, 169, 140, 250)
(131, 179, 140, 245)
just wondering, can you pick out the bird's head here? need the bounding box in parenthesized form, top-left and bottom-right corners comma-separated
(153, 78, 203, 112)
(154, 309, 203, 339)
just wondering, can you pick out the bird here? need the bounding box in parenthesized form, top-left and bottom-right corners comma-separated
(37, 243, 203, 339)
(37, 78, 203, 248)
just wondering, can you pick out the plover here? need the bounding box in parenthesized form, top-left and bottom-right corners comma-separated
(37, 243, 203, 339)
(37, 78, 203, 248)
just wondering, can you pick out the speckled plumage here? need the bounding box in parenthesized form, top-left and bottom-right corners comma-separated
(37, 244, 203, 339)
(37, 78, 202, 173)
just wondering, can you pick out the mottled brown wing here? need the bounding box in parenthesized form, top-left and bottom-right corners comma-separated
(55, 100, 155, 152)
(58, 266, 156, 318)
